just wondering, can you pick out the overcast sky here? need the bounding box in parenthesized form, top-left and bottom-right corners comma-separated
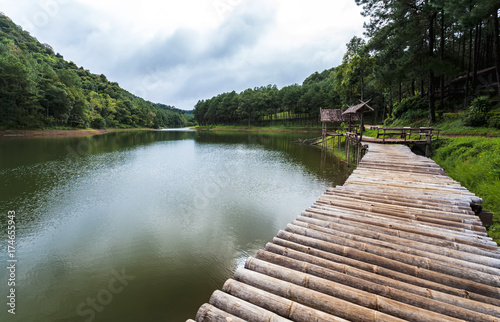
(1, 0, 366, 110)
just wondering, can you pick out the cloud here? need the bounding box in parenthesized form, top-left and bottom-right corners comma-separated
(1, 0, 366, 110)
(119, 1, 275, 73)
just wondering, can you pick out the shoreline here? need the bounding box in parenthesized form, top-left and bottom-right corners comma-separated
(193, 126, 322, 133)
(0, 128, 153, 139)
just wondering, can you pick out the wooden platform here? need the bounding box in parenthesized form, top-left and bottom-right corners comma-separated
(188, 143, 500, 322)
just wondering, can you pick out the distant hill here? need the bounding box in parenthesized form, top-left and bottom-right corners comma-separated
(0, 13, 191, 129)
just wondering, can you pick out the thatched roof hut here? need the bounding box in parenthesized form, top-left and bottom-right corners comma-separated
(342, 102, 374, 116)
(320, 109, 359, 123)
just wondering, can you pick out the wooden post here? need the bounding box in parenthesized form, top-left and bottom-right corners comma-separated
(346, 138, 350, 167)
(426, 134, 432, 157)
(357, 143, 362, 165)
(359, 113, 364, 142)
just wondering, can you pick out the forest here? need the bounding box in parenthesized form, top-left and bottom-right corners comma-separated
(194, 0, 500, 128)
(0, 14, 191, 129)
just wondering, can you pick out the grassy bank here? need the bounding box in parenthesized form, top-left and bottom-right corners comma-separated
(0, 127, 154, 139)
(432, 137, 500, 243)
(385, 117, 500, 137)
(193, 124, 322, 133)
(317, 135, 350, 163)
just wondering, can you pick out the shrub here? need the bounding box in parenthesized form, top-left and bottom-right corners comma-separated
(489, 114, 500, 129)
(442, 112, 463, 120)
(400, 108, 428, 121)
(392, 96, 428, 119)
(90, 116, 106, 129)
(463, 112, 488, 127)
(463, 96, 493, 127)
(470, 96, 492, 114)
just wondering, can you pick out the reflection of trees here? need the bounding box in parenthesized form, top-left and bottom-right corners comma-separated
(194, 131, 350, 186)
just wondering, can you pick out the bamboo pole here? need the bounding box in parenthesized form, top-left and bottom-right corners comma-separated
(209, 290, 292, 322)
(324, 190, 474, 213)
(300, 211, 500, 258)
(222, 279, 348, 322)
(314, 199, 485, 232)
(246, 256, 498, 320)
(275, 232, 500, 298)
(319, 193, 477, 219)
(195, 303, 246, 322)
(306, 206, 487, 245)
(270, 238, 500, 306)
(262, 244, 500, 312)
(284, 223, 500, 280)
(233, 267, 407, 322)
(308, 204, 495, 245)
(330, 185, 479, 206)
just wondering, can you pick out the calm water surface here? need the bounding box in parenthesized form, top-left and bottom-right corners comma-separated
(0, 129, 350, 321)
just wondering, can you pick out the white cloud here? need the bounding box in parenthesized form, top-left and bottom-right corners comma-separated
(0, 0, 366, 110)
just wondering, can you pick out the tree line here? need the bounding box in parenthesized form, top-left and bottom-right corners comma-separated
(0, 14, 191, 129)
(193, 37, 380, 127)
(195, 0, 499, 127)
(357, 0, 500, 125)
(194, 80, 338, 127)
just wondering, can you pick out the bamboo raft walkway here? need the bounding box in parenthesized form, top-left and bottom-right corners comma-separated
(188, 143, 500, 322)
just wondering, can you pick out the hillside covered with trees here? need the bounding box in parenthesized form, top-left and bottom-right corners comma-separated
(0, 14, 191, 129)
(194, 0, 500, 129)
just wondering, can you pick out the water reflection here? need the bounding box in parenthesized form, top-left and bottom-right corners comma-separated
(0, 129, 349, 321)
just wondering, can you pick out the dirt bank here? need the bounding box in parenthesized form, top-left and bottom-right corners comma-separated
(0, 129, 108, 138)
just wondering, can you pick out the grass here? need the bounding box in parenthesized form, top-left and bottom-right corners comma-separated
(193, 124, 322, 132)
(385, 117, 500, 137)
(434, 119, 500, 137)
(432, 137, 500, 244)
(318, 135, 349, 162)
(262, 112, 311, 121)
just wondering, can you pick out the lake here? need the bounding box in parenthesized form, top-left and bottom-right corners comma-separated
(0, 129, 350, 321)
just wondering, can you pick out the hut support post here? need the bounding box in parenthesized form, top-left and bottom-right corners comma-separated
(426, 134, 432, 157)
(346, 136, 350, 167)
(359, 113, 364, 142)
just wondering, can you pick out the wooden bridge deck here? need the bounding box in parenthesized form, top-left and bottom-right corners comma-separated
(188, 143, 500, 322)
(361, 136, 430, 144)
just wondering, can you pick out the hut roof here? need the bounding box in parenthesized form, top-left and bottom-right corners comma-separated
(342, 102, 374, 115)
(320, 109, 359, 123)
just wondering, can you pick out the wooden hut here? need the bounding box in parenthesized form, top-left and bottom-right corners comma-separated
(342, 101, 374, 141)
(320, 108, 358, 138)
